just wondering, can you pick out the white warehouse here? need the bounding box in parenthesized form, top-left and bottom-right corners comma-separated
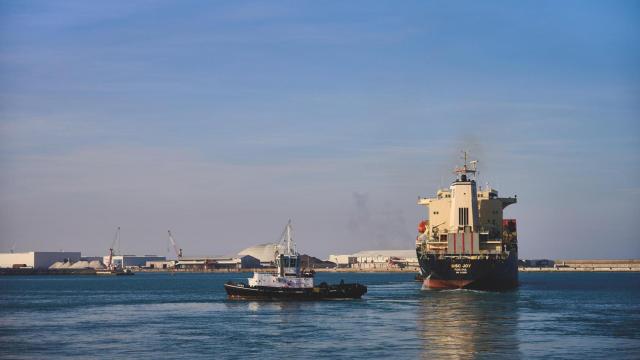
(0, 251, 81, 269)
(103, 255, 166, 268)
(329, 250, 419, 270)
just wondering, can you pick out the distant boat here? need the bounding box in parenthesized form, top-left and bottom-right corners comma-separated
(224, 221, 366, 300)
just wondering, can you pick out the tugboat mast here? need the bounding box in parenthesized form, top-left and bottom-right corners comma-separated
(279, 220, 296, 256)
(286, 220, 292, 255)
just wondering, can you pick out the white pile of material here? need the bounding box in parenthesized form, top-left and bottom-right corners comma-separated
(49, 261, 73, 269)
(69, 261, 91, 269)
(49, 260, 106, 270)
(48, 262, 62, 269)
(89, 260, 106, 269)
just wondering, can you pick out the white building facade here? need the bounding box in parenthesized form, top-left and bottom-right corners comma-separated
(0, 252, 81, 269)
(103, 255, 166, 268)
(329, 250, 419, 270)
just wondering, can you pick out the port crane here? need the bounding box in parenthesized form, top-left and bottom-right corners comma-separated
(167, 230, 183, 260)
(106, 227, 120, 270)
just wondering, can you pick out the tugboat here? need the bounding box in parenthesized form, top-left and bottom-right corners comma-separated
(224, 221, 367, 300)
(416, 153, 518, 290)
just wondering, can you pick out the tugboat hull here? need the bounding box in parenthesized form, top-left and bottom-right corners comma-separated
(224, 282, 367, 300)
(419, 251, 518, 291)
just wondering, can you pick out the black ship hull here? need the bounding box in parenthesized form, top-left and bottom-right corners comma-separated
(418, 250, 518, 290)
(224, 282, 367, 300)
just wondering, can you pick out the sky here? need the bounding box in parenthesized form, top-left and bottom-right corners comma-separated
(0, 0, 638, 259)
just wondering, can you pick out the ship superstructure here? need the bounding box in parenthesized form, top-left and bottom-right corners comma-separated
(416, 154, 518, 290)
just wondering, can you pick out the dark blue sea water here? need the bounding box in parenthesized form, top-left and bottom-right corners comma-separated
(1, 272, 639, 359)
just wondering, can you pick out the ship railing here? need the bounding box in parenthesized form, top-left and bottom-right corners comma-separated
(426, 245, 447, 253)
(425, 241, 448, 251)
(431, 251, 506, 260)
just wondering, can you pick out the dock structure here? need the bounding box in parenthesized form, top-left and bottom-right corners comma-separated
(520, 259, 640, 272)
(103, 254, 166, 269)
(329, 250, 419, 271)
(172, 255, 261, 271)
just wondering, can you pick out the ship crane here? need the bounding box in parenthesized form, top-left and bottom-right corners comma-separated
(167, 230, 183, 260)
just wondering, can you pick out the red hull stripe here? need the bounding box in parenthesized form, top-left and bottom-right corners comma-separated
(462, 232, 465, 254)
(424, 279, 474, 289)
(453, 233, 457, 253)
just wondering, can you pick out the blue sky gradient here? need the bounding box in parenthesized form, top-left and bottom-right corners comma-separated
(1, 1, 639, 258)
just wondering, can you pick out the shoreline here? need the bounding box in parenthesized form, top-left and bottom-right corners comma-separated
(3, 267, 640, 276)
(519, 267, 640, 272)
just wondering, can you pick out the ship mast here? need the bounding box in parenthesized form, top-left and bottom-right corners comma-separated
(454, 151, 478, 181)
(275, 220, 300, 276)
(287, 221, 291, 254)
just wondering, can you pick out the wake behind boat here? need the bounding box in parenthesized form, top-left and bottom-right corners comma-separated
(224, 221, 367, 300)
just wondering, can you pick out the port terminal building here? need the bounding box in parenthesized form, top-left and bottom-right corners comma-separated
(102, 255, 166, 269)
(143, 243, 277, 271)
(0, 251, 81, 269)
(329, 250, 419, 270)
(168, 255, 261, 271)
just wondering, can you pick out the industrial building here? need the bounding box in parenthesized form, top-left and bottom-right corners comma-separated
(0, 251, 82, 269)
(238, 243, 279, 266)
(521, 259, 555, 268)
(329, 250, 419, 270)
(174, 255, 260, 271)
(328, 255, 357, 268)
(102, 255, 166, 269)
(146, 260, 177, 270)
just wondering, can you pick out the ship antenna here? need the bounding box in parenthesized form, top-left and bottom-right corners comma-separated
(470, 160, 478, 180)
(454, 150, 476, 179)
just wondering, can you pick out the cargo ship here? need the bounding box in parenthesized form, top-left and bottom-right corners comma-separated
(416, 154, 518, 290)
(224, 221, 367, 300)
